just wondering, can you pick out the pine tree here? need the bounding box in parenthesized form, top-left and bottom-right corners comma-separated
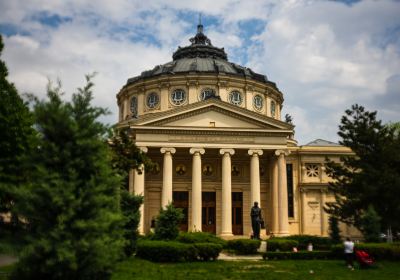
(325, 104, 400, 232)
(359, 205, 381, 243)
(328, 216, 341, 244)
(154, 203, 183, 240)
(11, 75, 124, 280)
(0, 35, 35, 227)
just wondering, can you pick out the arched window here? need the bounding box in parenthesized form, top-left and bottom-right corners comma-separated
(146, 92, 159, 108)
(200, 88, 216, 100)
(253, 94, 263, 110)
(130, 96, 138, 117)
(270, 100, 276, 117)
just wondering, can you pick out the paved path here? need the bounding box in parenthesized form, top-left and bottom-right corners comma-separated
(0, 255, 17, 267)
(218, 241, 266, 261)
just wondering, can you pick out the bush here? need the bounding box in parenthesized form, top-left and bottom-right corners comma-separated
(194, 243, 223, 261)
(263, 251, 335, 260)
(267, 239, 298, 252)
(154, 203, 183, 240)
(331, 243, 400, 260)
(177, 232, 227, 247)
(271, 235, 332, 250)
(226, 239, 261, 254)
(136, 240, 196, 262)
(136, 240, 223, 262)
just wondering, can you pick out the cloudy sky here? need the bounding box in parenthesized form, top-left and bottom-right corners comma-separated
(1, 0, 399, 144)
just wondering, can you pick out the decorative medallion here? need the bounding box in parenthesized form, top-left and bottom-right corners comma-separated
(306, 164, 320, 177)
(229, 90, 243, 106)
(231, 165, 240, 176)
(202, 164, 213, 176)
(253, 94, 263, 110)
(146, 92, 159, 108)
(176, 164, 187, 176)
(151, 162, 160, 175)
(171, 88, 186, 106)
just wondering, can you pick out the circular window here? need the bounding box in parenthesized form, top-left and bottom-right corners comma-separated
(253, 94, 264, 110)
(271, 101, 276, 117)
(200, 88, 216, 100)
(130, 96, 138, 116)
(229, 91, 243, 106)
(146, 92, 159, 109)
(171, 89, 186, 106)
(202, 164, 213, 176)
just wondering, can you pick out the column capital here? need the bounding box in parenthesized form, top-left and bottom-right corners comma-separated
(275, 149, 290, 157)
(160, 147, 176, 154)
(138, 146, 148, 153)
(248, 149, 263, 156)
(190, 148, 205, 155)
(219, 148, 235, 156)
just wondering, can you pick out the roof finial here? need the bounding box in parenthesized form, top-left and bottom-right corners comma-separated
(197, 13, 203, 34)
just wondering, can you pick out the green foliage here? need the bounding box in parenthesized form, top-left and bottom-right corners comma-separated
(154, 203, 183, 240)
(193, 243, 223, 261)
(10, 75, 125, 280)
(0, 35, 36, 225)
(331, 243, 400, 260)
(136, 240, 222, 262)
(226, 239, 261, 255)
(325, 104, 400, 232)
(263, 251, 335, 260)
(359, 205, 381, 243)
(177, 232, 227, 247)
(120, 190, 143, 256)
(267, 239, 298, 252)
(271, 235, 332, 250)
(329, 216, 342, 244)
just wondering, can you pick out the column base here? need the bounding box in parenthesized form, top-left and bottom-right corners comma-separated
(273, 231, 290, 237)
(219, 232, 234, 238)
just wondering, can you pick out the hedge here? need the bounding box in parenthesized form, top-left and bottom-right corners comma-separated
(136, 240, 223, 262)
(271, 235, 333, 250)
(331, 243, 400, 260)
(263, 251, 334, 260)
(267, 239, 298, 252)
(226, 239, 261, 255)
(177, 232, 227, 248)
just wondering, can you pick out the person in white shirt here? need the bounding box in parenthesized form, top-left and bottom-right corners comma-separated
(343, 237, 355, 269)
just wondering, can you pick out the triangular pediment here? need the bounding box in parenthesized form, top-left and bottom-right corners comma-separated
(128, 98, 293, 131)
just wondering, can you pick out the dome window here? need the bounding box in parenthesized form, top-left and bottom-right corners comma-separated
(130, 96, 138, 117)
(200, 88, 216, 100)
(171, 89, 186, 106)
(271, 100, 276, 117)
(253, 94, 263, 111)
(146, 92, 159, 109)
(229, 91, 243, 106)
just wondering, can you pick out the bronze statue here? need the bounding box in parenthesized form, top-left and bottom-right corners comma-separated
(250, 201, 262, 239)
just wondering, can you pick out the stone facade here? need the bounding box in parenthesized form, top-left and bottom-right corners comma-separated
(115, 23, 359, 238)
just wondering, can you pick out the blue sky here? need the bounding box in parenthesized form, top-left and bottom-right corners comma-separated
(1, 0, 399, 144)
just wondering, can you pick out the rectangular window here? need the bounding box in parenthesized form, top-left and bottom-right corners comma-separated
(287, 163, 294, 218)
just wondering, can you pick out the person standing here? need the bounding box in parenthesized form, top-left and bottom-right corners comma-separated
(344, 237, 355, 270)
(250, 201, 262, 240)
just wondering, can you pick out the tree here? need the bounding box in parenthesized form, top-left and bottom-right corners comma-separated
(328, 216, 341, 244)
(359, 205, 381, 243)
(325, 104, 400, 233)
(154, 203, 183, 240)
(11, 75, 125, 280)
(0, 35, 35, 226)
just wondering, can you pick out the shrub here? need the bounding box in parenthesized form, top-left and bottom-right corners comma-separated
(271, 235, 332, 250)
(331, 243, 400, 260)
(267, 239, 298, 252)
(136, 240, 196, 262)
(154, 203, 183, 240)
(226, 239, 261, 254)
(194, 243, 223, 261)
(263, 251, 335, 260)
(177, 232, 227, 247)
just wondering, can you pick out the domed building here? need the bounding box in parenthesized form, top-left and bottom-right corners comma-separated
(116, 22, 355, 237)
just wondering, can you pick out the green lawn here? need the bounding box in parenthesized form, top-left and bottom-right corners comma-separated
(111, 258, 400, 280)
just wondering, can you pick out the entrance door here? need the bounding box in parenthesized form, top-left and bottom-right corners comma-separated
(232, 192, 243, 235)
(202, 192, 216, 234)
(173, 191, 188, 232)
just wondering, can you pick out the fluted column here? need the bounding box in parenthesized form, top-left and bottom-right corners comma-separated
(320, 189, 327, 236)
(134, 147, 148, 234)
(271, 157, 279, 235)
(248, 149, 263, 206)
(219, 148, 235, 236)
(275, 149, 290, 236)
(300, 187, 307, 234)
(190, 148, 205, 232)
(160, 147, 176, 208)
